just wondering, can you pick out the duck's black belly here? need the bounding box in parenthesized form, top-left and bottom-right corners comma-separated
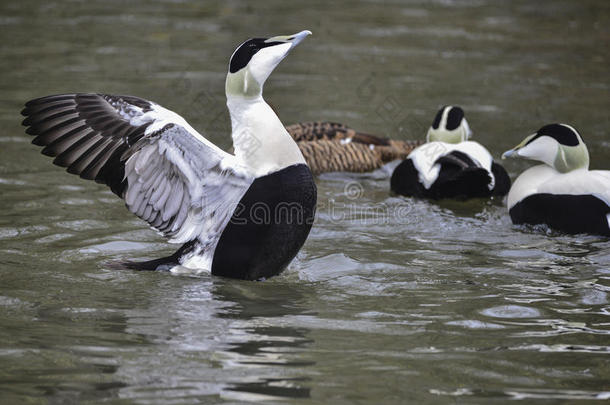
(509, 193, 610, 236)
(211, 164, 317, 280)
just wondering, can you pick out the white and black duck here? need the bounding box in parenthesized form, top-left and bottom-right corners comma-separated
(21, 30, 317, 280)
(503, 123, 610, 236)
(390, 106, 510, 200)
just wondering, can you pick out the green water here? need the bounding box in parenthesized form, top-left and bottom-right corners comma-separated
(1, 0, 609, 404)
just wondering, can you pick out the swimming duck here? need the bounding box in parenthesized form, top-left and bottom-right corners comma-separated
(285, 121, 422, 174)
(390, 105, 510, 199)
(21, 30, 317, 280)
(502, 123, 610, 236)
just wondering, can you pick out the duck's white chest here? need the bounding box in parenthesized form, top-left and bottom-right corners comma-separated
(229, 99, 305, 177)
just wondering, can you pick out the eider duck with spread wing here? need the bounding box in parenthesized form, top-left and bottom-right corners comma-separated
(503, 123, 610, 236)
(390, 105, 510, 200)
(21, 30, 317, 280)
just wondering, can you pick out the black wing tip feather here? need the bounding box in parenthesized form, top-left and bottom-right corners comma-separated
(22, 93, 103, 113)
(21, 93, 76, 125)
(24, 93, 78, 107)
(20, 92, 153, 198)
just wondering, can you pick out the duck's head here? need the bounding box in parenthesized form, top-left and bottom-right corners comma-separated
(426, 105, 472, 144)
(502, 123, 589, 172)
(225, 30, 311, 99)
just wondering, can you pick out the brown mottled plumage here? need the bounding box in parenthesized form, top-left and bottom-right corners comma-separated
(286, 122, 390, 145)
(285, 122, 423, 175)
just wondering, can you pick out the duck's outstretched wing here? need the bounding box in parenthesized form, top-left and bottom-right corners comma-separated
(22, 93, 254, 246)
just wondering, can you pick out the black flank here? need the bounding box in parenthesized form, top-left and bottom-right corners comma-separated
(212, 164, 317, 280)
(510, 193, 610, 236)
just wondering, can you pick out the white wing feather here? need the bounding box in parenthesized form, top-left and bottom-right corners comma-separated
(21, 93, 255, 264)
(122, 120, 254, 249)
(408, 141, 494, 189)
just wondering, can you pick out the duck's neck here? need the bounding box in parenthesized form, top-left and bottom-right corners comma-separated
(227, 95, 306, 177)
(553, 143, 590, 173)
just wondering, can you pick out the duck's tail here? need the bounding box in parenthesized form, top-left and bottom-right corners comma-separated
(103, 241, 197, 272)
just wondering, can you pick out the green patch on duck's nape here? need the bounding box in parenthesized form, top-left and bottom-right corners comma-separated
(425, 105, 470, 144)
(554, 140, 590, 172)
(225, 68, 262, 98)
(540, 123, 589, 172)
(426, 128, 465, 144)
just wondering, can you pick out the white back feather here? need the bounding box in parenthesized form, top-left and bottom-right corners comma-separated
(408, 141, 494, 189)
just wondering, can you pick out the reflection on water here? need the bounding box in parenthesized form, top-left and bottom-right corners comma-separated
(1, 0, 609, 403)
(213, 282, 315, 401)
